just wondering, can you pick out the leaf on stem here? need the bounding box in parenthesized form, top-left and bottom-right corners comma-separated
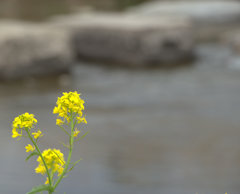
(59, 141, 70, 149)
(67, 159, 82, 174)
(58, 125, 70, 136)
(25, 152, 40, 162)
(26, 184, 53, 194)
(75, 131, 89, 142)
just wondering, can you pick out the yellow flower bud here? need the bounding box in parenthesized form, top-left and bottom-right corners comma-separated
(32, 130, 43, 139)
(25, 144, 35, 152)
(73, 128, 80, 137)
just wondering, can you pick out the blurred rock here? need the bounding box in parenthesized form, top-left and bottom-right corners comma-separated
(0, 21, 73, 80)
(223, 30, 240, 54)
(51, 13, 194, 66)
(128, 0, 240, 42)
(128, 1, 240, 25)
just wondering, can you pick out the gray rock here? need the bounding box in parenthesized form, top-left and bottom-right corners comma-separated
(52, 13, 194, 66)
(0, 21, 74, 80)
(128, 0, 240, 26)
(223, 30, 240, 53)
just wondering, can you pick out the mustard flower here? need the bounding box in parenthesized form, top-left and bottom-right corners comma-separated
(73, 128, 80, 137)
(35, 149, 65, 177)
(12, 128, 22, 139)
(12, 112, 37, 130)
(35, 164, 46, 175)
(56, 119, 64, 126)
(45, 177, 49, 185)
(76, 116, 87, 124)
(25, 144, 35, 152)
(11, 91, 88, 193)
(32, 130, 43, 139)
(53, 91, 86, 124)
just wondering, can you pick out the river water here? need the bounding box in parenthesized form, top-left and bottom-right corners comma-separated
(2, 43, 240, 193)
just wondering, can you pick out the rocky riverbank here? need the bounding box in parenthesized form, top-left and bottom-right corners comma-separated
(55, 13, 194, 66)
(0, 0, 240, 80)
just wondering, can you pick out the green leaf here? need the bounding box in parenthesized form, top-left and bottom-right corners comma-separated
(26, 185, 53, 194)
(59, 141, 70, 149)
(75, 131, 89, 142)
(25, 152, 40, 161)
(59, 125, 70, 136)
(67, 159, 82, 174)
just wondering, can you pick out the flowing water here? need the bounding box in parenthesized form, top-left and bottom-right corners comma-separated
(2, 43, 240, 194)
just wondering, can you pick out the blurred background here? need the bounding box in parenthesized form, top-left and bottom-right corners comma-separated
(1, 0, 240, 193)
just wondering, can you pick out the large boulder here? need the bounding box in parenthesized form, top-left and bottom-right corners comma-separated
(128, 1, 240, 26)
(128, 0, 240, 41)
(51, 13, 194, 66)
(0, 21, 74, 80)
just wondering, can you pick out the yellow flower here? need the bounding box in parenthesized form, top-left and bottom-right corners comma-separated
(25, 144, 35, 152)
(12, 112, 37, 129)
(35, 164, 46, 175)
(32, 130, 43, 139)
(12, 128, 22, 139)
(73, 128, 80, 137)
(45, 177, 49, 185)
(36, 149, 65, 177)
(12, 117, 21, 128)
(57, 165, 64, 176)
(56, 119, 64, 126)
(76, 116, 87, 124)
(53, 91, 86, 125)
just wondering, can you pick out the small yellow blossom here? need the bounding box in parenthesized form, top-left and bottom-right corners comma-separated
(32, 130, 43, 139)
(56, 119, 64, 126)
(12, 112, 37, 129)
(35, 164, 46, 175)
(36, 149, 65, 177)
(25, 144, 35, 152)
(76, 116, 87, 124)
(45, 177, 49, 185)
(12, 128, 22, 139)
(54, 164, 64, 176)
(73, 128, 80, 137)
(57, 166, 64, 176)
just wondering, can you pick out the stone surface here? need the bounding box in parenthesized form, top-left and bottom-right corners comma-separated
(222, 30, 240, 53)
(0, 21, 74, 80)
(128, 0, 240, 25)
(51, 13, 194, 66)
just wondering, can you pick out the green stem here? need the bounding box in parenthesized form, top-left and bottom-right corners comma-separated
(26, 129, 52, 187)
(53, 113, 74, 190)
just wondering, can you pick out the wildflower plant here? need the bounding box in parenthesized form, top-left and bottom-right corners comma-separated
(11, 91, 87, 194)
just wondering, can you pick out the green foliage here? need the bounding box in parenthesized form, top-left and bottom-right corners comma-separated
(26, 185, 53, 194)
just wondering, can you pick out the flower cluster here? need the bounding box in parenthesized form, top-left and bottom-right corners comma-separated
(53, 91, 87, 125)
(12, 112, 37, 129)
(11, 91, 87, 193)
(35, 149, 65, 178)
(12, 112, 37, 139)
